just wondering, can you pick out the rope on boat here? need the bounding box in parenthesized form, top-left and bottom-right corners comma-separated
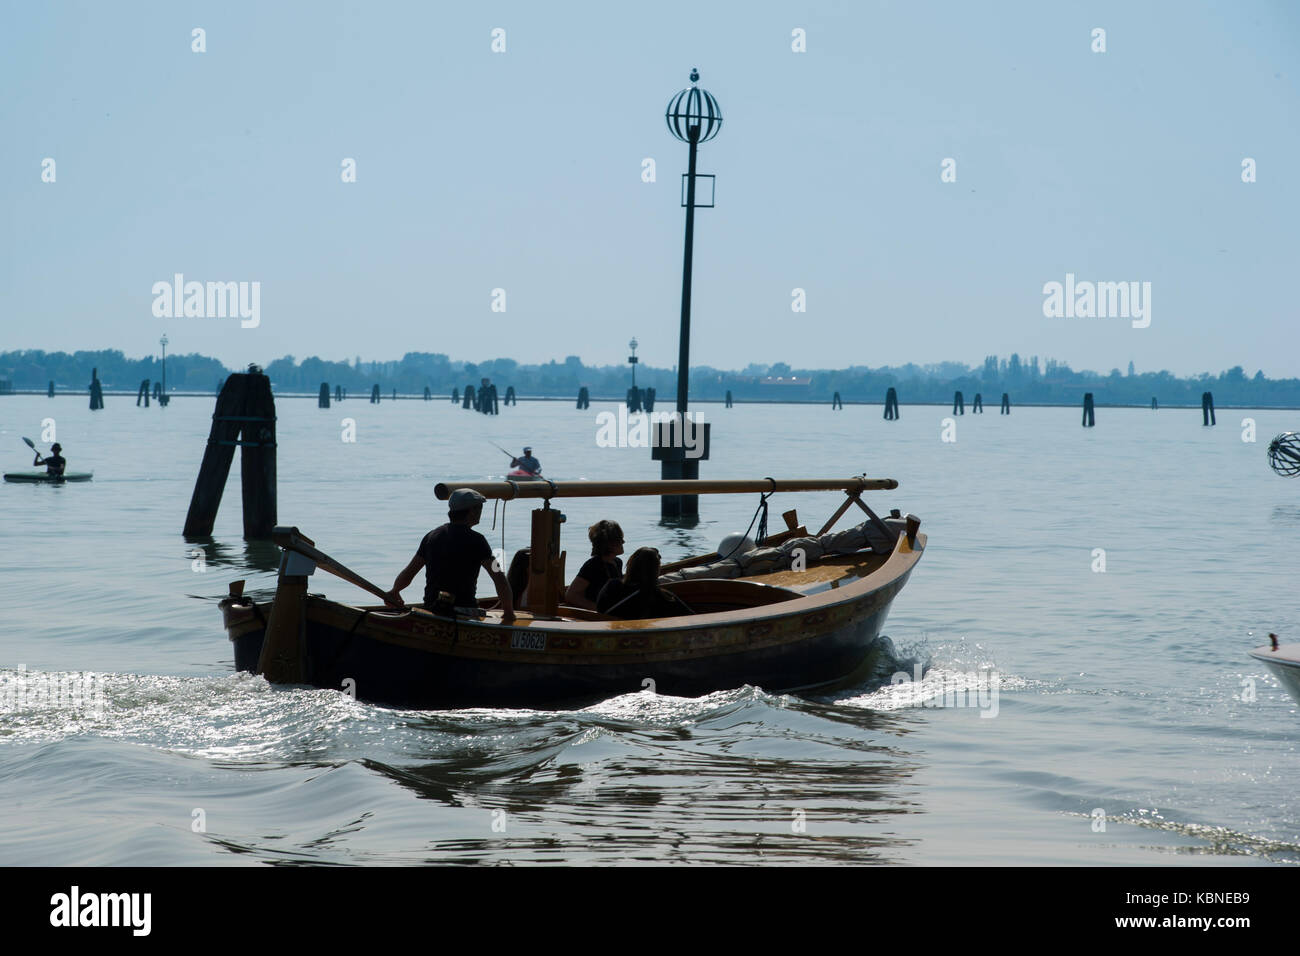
(721, 481, 778, 560)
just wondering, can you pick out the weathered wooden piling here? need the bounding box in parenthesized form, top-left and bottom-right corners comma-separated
(627, 387, 642, 412)
(725, 390, 733, 408)
(451, 387, 459, 404)
(884, 387, 899, 420)
(831, 392, 843, 410)
(972, 393, 983, 413)
(153, 381, 163, 402)
(576, 387, 590, 409)
(318, 383, 330, 408)
(335, 385, 343, 402)
(1202, 391, 1216, 426)
(423, 386, 431, 401)
(183, 367, 277, 538)
(953, 391, 965, 415)
(1150, 397, 1157, 410)
(392, 388, 397, 401)
(89, 369, 104, 410)
(1082, 392, 1095, 427)
(47, 380, 54, 398)
(644, 387, 655, 412)
(505, 386, 517, 406)
(370, 384, 380, 404)
(463, 385, 475, 409)
(136, 379, 150, 407)
(1001, 393, 1010, 415)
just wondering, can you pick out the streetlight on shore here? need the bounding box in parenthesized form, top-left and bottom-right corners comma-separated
(160, 333, 169, 406)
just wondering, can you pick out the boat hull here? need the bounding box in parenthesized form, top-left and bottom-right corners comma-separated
(1250, 643, 1300, 707)
(222, 535, 924, 708)
(4, 471, 93, 483)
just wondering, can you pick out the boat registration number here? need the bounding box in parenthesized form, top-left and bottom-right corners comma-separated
(510, 631, 547, 651)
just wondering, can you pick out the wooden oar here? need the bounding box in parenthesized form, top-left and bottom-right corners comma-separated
(271, 526, 402, 607)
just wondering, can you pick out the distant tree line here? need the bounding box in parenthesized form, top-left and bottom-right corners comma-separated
(2, 349, 1298, 406)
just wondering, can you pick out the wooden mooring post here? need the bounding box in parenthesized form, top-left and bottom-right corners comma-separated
(644, 387, 655, 412)
(953, 391, 964, 415)
(505, 386, 517, 406)
(725, 390, 733, 408)
(370, 384, 380, 404)
(423, 386, 431, 401)
(831, 391, 843, 410)
(183, 368, 277, 538)
(136, 379, 151, 407)
(89, 369, 104, 410)
(318, 383, 330, 408)
(463, 385, 476, 409)
(1082, 392, 1095, 427)
(1202, 391, 1216, 426)
(972, 393, 983, 413)
(1151, 396, 1157, 410)
(47, 380, 54, 398)
(884, 387, 899, 420)
(451, 387, 459, 404)
(1001, 393, 1010, 414)
(576, 387, 590, 409)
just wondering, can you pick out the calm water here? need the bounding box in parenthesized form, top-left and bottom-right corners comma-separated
(1, 394, 1298, 865)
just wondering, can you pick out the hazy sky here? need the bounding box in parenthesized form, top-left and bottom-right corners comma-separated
(2, 1, 1297, 377)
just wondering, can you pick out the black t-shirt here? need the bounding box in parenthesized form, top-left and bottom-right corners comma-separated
(577, 556, 622, 603)
(596, 580, 693, 619)
(45, 454, 66, 476)
(418, 523, 493, 606)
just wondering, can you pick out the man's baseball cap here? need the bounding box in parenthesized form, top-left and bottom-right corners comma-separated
(449, 488, 486, 510)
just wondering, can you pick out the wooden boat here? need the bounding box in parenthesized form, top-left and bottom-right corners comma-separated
(4, 471, 93, 483)
(218, 476, 926, 708)
(1250, 636, 1300, 706)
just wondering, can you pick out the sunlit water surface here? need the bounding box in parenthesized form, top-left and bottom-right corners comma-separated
(1, 396, 1297, 864)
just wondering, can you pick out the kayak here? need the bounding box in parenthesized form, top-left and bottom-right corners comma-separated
(3, 471, 93, 483)
(507, 469, 542, 480)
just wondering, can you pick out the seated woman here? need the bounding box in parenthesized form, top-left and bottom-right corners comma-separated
(564, 520, 624, 611)
(597, 547, 695, 620)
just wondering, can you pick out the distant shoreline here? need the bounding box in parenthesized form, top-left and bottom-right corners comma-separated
(4, 390, 1298, 411)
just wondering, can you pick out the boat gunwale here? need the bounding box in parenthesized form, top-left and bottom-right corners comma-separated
(224, 531, 923, 647)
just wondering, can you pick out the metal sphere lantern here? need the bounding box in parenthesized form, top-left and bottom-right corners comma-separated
(1268, 432, 1300, 477)
(665, 68, 723, 143)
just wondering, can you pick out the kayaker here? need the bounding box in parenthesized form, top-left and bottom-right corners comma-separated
(385, 488, 515, 620)
(564, 519, 624, 611)
(510, 447, 541, 476)
(33, 442, 66, 478)
(598, 547, 694, 620)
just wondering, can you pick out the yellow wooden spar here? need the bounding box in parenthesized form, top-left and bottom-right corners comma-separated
(433, 476, 897, 501)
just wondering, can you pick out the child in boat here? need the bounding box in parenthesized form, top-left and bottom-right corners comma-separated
(597, 547, 694, 620)
(564, 519, 624, 610)
(506, 548, 530, 606)
(33, 442, 66, 477)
